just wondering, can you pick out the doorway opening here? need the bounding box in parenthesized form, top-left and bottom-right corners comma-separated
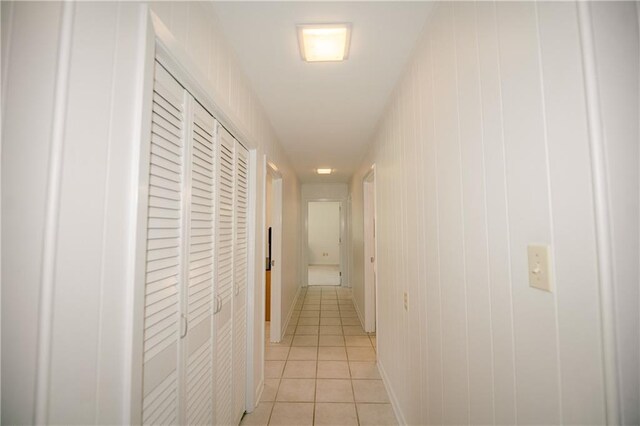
(363, 167, 377, 333)
(265, 159, 283, 342)
(307, 201, 342, 286)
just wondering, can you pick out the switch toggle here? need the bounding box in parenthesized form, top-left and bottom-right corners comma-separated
(527, 245, 552, 292)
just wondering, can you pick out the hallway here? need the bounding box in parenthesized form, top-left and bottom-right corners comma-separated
(241, 287, 395, 426)
(2, 2, 639, 424)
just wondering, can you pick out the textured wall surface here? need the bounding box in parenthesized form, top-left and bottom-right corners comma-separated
(353, 2, 638, 424)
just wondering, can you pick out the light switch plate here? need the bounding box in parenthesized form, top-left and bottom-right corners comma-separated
(528, 245, 552, 292)
(403, 292, 408, 311)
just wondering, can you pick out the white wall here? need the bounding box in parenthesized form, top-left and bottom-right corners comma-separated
(590, 3, 640, 423)
(1, 1, 301, 422)
(2, 3, 66, 422)
(308, 201, 340, 265)
(352, 2, 638, 425)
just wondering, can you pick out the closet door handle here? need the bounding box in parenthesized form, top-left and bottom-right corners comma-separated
(180, 313, 188, 338)
(214, 295, 222, 314)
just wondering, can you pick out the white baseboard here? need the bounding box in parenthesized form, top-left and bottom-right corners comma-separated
(352, 295, 366, 330)
(252, 378, 264, 411)
(280, 285, 302, 337)
(377, 358, 407, 426)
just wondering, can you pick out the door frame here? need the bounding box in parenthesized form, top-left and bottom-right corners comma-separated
(302, 198, 347, 287)
(363, 166, 377, 333)
(264, 158, 283, 342)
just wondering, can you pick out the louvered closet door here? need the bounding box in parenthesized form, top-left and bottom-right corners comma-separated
(184, 100, 216, 426)
(142, 63, 186, 426)
(233, 142, 249, 423)
(213, 126, 236, 426)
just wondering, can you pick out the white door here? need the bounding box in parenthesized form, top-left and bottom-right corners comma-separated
(141, 59, 249, 426)
(213, 125, 236, 426)
(142, 63, 186, 425)
(233, 142, 249, 423)
(184, 100, 216, 425)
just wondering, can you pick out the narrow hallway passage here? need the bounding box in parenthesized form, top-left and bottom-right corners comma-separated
(241, 287, 395, 426)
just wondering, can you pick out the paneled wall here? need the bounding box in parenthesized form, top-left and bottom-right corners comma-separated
(2, 2, 300, 423)
(352, 2, 639, 425)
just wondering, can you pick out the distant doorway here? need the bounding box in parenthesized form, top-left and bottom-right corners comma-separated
(307, 201, 342, 286)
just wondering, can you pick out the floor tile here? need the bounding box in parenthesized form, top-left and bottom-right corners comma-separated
(345, 335, 372, 347)
(265, 346, 290, 360)
(319, 335, 345, 347)
(265, 360, 285, 378)
(297, 317, 320, 326)
(300, 310, 320, 318)
(357, 403, 397, 425)
(352, 380, 390, 403)
(262, 378, 280, 401)
(267, 334, 292, 347)
(349, 361, 381, 379)
(343, 325, 366, 336)
(314, 402, 358, 426)
(269, 402, 314, 425)
(346, 346, 376, 361)
(315, 379, 354, 402)
(317, 361, 350, 379)
(320, 310, 341, 318)
(318, 346, 347, 361)
(292, 335, 318, 347)
(321, 305, 340, 311)
(240, 401, 273, 426)
(282, 360, 317, 378)
(341, 317, 362, 326)
(320, 317, 342, 326)
(276, 379, 316, 402)
(295, 325, 319, 335)
(319, 325, 343, 335)
(287, 346, 318, 360)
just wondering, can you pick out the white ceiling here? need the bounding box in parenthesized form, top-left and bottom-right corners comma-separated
(212, 1, 434, 183)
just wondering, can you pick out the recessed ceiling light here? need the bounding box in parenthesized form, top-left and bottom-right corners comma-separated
(316, 168, 333, 175)
(297, 24, 351, 62)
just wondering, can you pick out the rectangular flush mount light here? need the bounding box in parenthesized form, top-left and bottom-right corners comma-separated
(316, 168, 333, 175)
(297, 24, 352, 62)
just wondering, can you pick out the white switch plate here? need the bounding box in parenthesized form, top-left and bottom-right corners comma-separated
(403, 292, 408, 311)
(527, 245, 552, 292)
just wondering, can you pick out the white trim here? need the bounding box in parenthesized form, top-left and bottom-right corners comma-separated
(34, 3, 75, 422)
(577, 3, 620, 424)
(377, 359, 406, 426)
(363, 166, 377, 333)
(245, 148, 258, 412)
(266, 161, 283, 342)
(253, 378, 264, 412)
(281, 286, 302, 339)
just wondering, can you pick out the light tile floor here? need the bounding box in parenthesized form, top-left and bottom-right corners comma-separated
(241, 286, 397, 426)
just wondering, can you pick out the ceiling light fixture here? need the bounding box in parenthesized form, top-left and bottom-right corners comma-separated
(316, 168, 333, 175)
(297, 23, 352, 62)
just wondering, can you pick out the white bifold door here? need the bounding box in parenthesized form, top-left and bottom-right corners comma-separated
(141, 60, 249, 426)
